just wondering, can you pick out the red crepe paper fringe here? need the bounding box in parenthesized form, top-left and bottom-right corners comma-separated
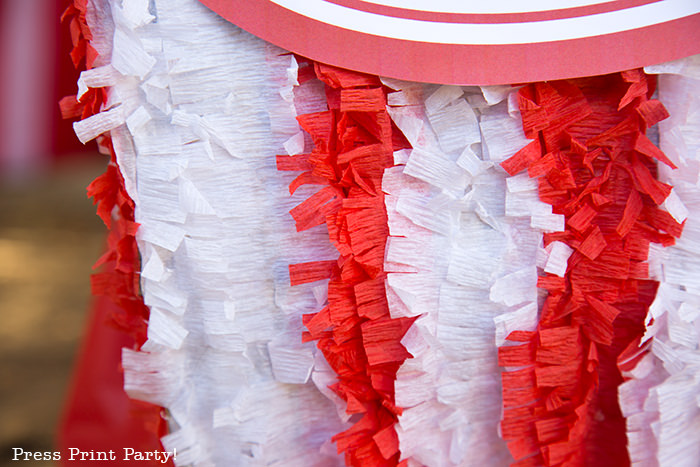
(499, 72, 682, 466)
(282, 61, 413, 467)
(62, 0, 149, 343)
(61, 0, 165, 437)
(87, 142, 150, 342)
(60, 1, 106, 124)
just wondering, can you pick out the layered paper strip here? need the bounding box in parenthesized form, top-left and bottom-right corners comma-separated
(67, 0, 346, 465)
(280, 60, 416, 466)
(496, 71, 683, 466)
(65, 0, 700, 465)
(619, 56, 700, 467)
(380, 80, 545, 466)
(60, 1, 169, 459)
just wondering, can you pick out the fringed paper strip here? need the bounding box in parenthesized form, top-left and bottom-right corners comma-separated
(619, 55, 700, 467)
(69, 0, 347, 465)
(498, 72, 682, 466)
(381, 80, 546, 466)
(87, 138, 149, 340)
(61, 0, 167, 450)
(282, 61, 415, 466)
(63, 0, 149, 340)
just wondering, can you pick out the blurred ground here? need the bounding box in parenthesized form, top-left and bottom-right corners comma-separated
(0, 156, 106, 466)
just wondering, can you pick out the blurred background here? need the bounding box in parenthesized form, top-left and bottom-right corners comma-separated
(0, 0, 106, 465)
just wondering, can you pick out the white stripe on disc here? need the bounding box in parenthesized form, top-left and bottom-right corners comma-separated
(271, 0, 699, 45)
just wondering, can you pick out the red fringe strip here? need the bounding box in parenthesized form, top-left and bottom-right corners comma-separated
(87, 141, 150, 341)
(499, 72, 682, 466)
(62, 0, 149, 343)
(282, 61, 413, 466)
(61, 0, 164, 439)
(59, 1, 106, 123)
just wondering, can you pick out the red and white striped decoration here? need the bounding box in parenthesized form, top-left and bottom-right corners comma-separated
(63, 0, 700, 465)
(199, 0, 700, 84)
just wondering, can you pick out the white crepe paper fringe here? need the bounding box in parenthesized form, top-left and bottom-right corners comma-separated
(273, 59, 360, 426)
(78, 0, 345, 465)
(382, 80, 550, 466)
(619, 55, 700, 467)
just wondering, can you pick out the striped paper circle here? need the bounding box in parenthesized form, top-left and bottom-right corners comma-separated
(199, 0, 700, 84)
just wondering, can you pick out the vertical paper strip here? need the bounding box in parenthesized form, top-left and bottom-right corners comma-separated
(60, 0, 168, 458)
(68, 0, 349, 465)
(619, 55, 700, 467)
(382, 80, 542, 466)
(498, 72, 682, 466)
(284, 61, 415, 466)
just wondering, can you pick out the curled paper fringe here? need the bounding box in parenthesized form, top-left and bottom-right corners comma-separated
(620, 56, 700, 467)
(382, 80, 542, 466)
(283, 60, 415, 466)
(498, 72, 681, 466)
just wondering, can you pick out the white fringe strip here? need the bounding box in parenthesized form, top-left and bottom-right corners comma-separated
(383, 80, 555, 466)
(620, 55, 700, 467)
(80, 1, 345, 465)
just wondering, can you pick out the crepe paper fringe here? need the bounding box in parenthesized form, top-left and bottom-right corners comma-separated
(67, 1, 347, 465)
(60, 0, 107, 121)
(619, 56, 700, 467)
(62, 0, 150, 347)
(380, 80, 546, 466)
(87, 139, 151, 340)
(282, 60, 417, 466)
(498, 71, 682, 466)
(61, 0, 167, 446)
